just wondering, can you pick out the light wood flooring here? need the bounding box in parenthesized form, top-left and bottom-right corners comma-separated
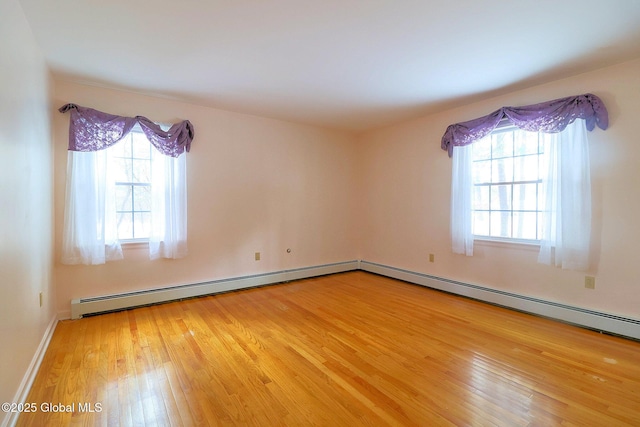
(17, 271, 640, 426)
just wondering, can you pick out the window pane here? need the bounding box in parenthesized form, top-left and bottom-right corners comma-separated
(513, 183, 538, 211)
(492, 132, 513, 158)
(490, 184, 511, 211)
(513, 212, 537, 239)
(133, 186, 151, 211)
(473, 137, 491, 161)
(132, 159, 151, 183)
(538, 184, 546, 210)
(108, 140, 127, 157)
(513, 130, 540, 155)
(122, 135, 133, 157)
(132, 133, 151, 159)
(113, 158, 132, 183)
(473, 211, 490, 236)
(116, 212, 133, 240)
(473, 186, 489, 210)
(473, 160, 491, 184)
(491, 158, 513, 183)
(115, 185, 132, 212)
(513, 154, 539, 181)
(538, 212, 544, 240)
(134, 212, 151, 239)
(490, 211, 511, 238)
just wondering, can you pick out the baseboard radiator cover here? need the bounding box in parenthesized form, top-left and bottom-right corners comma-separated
(69, 259, 639, 341)
(70, 260, 360, 319)
(360, 260, 640, 341)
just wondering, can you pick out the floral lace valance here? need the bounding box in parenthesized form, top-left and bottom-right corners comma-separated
(59, 103, 194, 158)
(441, 93, 608, 157)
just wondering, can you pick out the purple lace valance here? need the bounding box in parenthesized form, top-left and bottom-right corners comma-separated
(59, 103, 194, 157)
(441, 93, 608, 157)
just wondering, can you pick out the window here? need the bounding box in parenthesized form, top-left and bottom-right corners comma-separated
(60, 103, 193, 265)
(450, 120, 593, 269)
(109, 128, 153, 241)
(444, 93, 607, 270)
(471, 125, 544, 242)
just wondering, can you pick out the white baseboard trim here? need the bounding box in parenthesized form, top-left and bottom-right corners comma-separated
(70, 260, 360, 319)
(360, 260, 640, 341)
(2, 314, 58, 427)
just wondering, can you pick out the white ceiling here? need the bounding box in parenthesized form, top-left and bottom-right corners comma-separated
(18, 0, 640, 132)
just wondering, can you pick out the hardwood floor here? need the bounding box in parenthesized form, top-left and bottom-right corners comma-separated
(17, 271, 640, 426)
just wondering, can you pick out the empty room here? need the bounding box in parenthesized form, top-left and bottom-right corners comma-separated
(2, 0, 640, 425)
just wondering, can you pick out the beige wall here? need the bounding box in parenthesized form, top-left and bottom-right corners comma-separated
(4, 5, 640, 409)
(53, 81, 361, 317)
(359, 58, 640, 319)
(53, 60, 640, 321)
(0, 0, 55, 411)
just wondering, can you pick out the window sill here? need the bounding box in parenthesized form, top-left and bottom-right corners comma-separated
(474, 236, 540, 251)
(121, 239, 149, 249)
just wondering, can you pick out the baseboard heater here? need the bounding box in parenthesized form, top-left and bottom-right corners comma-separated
(70, 260, 360, 319)
(70, 259, 639, 341)
(360, 260, 640, 341)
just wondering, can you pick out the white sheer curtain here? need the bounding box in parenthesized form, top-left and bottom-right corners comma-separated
(62, 138, 188, 265)
(61, 150, 123, 265)
(149, 148, 188, 260)
(538, 120, 591, 270)
(450, 120, 592, 271)
(450, 144, 474, 256)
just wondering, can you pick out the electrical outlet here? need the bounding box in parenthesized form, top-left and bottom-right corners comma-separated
(255, 252, 261, 261)
(39, 292, 43, 307)
(585, 276, 596, 289)
(429, 253, 435, 263)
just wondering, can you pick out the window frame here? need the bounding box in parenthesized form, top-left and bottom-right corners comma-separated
(109, 126, 154, 244)
(470, 122, 545, 246)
